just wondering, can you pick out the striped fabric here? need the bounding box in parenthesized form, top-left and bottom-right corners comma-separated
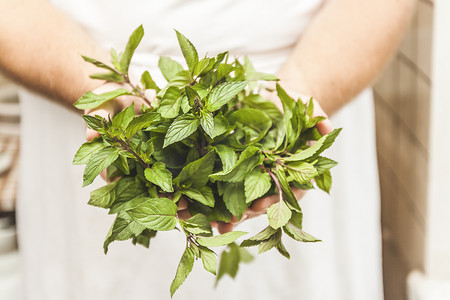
(0, 84, 20, 212)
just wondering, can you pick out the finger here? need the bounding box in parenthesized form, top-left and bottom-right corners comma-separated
(177, 198, 188, 211)
(217, 222, 234, 234)
(248, 193, 278, 214)
(312, 99, 333, 135)
(177, 209, 192, 221)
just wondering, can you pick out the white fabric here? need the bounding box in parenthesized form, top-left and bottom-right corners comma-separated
(17, 1, 383, 299)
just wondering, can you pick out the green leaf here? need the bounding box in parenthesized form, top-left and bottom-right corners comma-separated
(182, 186, 215, 207)
(108, 177, 147, 214)
(286, 162, 318, 184)
(83, 115, 106, 132)
(216, 243, 240, 283)
(240, 226, 278, 247)
(267, 199, 292, 229)
(175, 151, 215, 189)
(314, 157, 338, 174)
(210, 146, 262, 182)
(170, 246, 195, 297)
(199, 246, 217, 275)
(283, 128, 343, 162)
(132, 229, 157, 249)
(175, 30, 198, 73)
(90, 72, 124, 82)
(83, 147, 120, 187)
(158, 87, 182, 119)
(200, 110, 214, 138)
(211, 113, 229, 138)
(276, 240, 290, 259)
(213, 144, 237, 173)
(73, 137, 104, 165)
(119, 25, 144, 74)
(87, 180, 119, 208)
(229, 108, 272, 143)
(103, 216, 146, 254)
(181, 214, 212, 236)
(125, 112, 160, 138)
(221, 181, 248, 220)
(82, 55, 117, 73)
(112, 102, 135, 130)
(119, 197, 178, 231)
(274, 168, 301, 212)
(244, 169, 272, 203)
(283, 222, 321, 242)
(141, 70, 160, 91)
(315, 169, 332, 193)
(242, 94, 282, 121)
(158, 57, 183, 82)
(198, 231, 247, 247)
(163, 114, 200, 148)
(258, 229, 282, 254)
(206, 81, 247, 111)
(193, 57, 214, 77)
(144, 162, 173, 192)
(74, 89, 131, 110)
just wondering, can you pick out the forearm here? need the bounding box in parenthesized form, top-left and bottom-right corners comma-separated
(278, 0, 417, 115)
(0, 0, 108, 108)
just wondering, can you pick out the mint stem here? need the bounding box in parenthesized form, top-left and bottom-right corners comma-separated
(123, 74, 153, 108)
(113, 137, 149, 168)
(260, 165, 283, 202)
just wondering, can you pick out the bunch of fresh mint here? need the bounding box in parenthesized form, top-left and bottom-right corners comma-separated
(73, 25, 341, 297)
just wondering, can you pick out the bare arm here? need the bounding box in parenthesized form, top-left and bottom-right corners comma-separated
(277, 0, 417, 115)
(0, 0, 108, 108)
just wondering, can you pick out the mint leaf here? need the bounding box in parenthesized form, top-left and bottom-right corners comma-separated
(244, 169, 272, 203)
(175, 30, 198, 73)
(221, 181, 248, 220)
(144, 162, 174, 192)
(103, 216, 146, 254)
(181, 186, 215, 207)
(170, 246, 195, 297)
(119, 197, 178, 231)
(216, 243, 240, 283)
(283, 222, 321, 242)
(120, 25, 144, 74)
(181, 214, 212, 236)
(211, 113, 229, 138)
(73, 137, 104, 165)
(112, 102, 134, 130)
(175, 151, 215, 189)
(158, 87, 182, 119)
(210, 146, 262, 182)
(267, 199, 292, 229)
(229, 108, 272, 143)
(213, 144, 237, 173)
(83, 147, 120, 187)
(258, 229, 282, 254)
(88, 180, 119, 208)
(199, 246, 217, 275)
(283, 128, 343, 162)
(286, 161, 318, 184)
(74, 89, 131, 110)
(315, 169, 332, 193)
(159, 57, 183, 82)
(163, 114, 200, 148)
(200, 109, 215, 138)
(141, 70, 160, 92)
(206, 81, 247, 112)
(240, 225, 277, 247)
(197, 231, 247, 247)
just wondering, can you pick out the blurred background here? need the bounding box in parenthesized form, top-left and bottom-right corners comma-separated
(0, 0, 449, 299)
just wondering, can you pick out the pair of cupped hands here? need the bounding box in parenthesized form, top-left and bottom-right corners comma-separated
(84, 81, 333, 234)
